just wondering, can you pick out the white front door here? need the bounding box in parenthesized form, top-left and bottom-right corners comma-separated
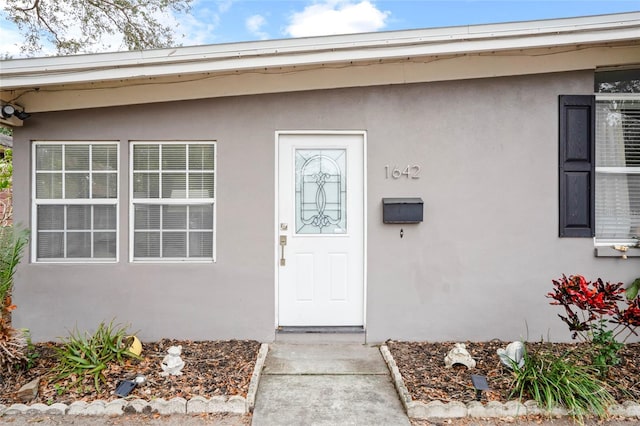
(277, 132, 365, 326)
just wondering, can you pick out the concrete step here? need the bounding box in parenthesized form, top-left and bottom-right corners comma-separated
(263, 343, 388, 375)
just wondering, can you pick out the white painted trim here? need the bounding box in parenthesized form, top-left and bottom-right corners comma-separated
(274, 130, 367, 328)
(362, 131, 368, 331)
(10, 43, 640, 114)
(30, 143, 36, 263)
(594, 238, 638, 247)
(124, 259, 214, 264)
(213, 143, 217, 264)
(3, 12, 639, 89)
(596, 167, 640, 174)
(31, 140, 120, 263)
(129, 142, 133, 264)
(274, 132, 279, 328)
(35, 199, 117, 205)
(4, 28, 639, 90)
(31, 259, 119, 264)
(128, 140, 217, 263)
(596, 93, 640, 101)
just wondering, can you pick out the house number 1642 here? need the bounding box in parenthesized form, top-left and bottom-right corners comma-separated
(384, 165, 421, 179)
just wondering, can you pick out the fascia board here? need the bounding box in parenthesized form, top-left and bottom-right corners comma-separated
(2, 28, 639, 90)
(7, 43, 640, 113)
(3, 11, 640, 71)
(1, 12, 639, 89)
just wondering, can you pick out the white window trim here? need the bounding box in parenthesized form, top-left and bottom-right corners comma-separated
(129, 141, 217, 263)
(594, 94, 640, 247)
(31, 141, 120, 263)
(594, 239, 638, 247)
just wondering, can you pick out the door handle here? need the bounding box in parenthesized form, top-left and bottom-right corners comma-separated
(279, 235, 287, 266)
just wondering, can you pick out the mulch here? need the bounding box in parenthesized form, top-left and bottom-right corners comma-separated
(385, 340, 640, 405)
(2, 338, 640, 410)
(0, 339, 260, 405)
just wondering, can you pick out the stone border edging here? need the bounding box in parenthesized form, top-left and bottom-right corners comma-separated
(0, 396, 247, 416)
(0, 343, 270, 417)
(379, 344, 640, 420)
(379, 344, 412, 413)
(246, 343, 269, 413)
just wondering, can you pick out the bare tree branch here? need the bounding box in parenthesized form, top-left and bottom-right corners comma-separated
(2, 0, 192, 55)
(13, 0, 39, 12)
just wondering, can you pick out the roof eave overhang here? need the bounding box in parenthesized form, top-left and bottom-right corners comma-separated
(3, 12, 640, 89)
(1, 12, 640, 113)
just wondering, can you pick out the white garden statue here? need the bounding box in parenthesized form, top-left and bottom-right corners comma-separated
(160, 345, 185, 376)
(444, 343, 476, 369)
(497, 341, 525, 369)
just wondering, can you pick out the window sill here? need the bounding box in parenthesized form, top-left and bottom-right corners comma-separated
(130, 259, 215, 264)
(594, 246, 640, 258)
(33, 259, 118, 264)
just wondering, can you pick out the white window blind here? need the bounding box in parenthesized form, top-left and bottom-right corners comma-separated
(33, 143, 118, 261)
(131, 142, 215, 261)
(595, 98, 640, 243)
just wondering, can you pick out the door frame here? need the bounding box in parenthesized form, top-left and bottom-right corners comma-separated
(274, 130, 367, 329)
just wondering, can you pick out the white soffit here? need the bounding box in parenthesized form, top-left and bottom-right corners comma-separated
(1, 12, 640, 89)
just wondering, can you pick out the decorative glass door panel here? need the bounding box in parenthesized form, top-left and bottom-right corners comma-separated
(295, 149, 346, 234)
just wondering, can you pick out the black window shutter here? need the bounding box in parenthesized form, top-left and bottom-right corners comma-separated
(559, 95, 595, 237)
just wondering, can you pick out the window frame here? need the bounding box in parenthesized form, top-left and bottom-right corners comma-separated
(594, 93, 640, 246)
(31, 141, 120, 263)
(129, 141, 217, 263)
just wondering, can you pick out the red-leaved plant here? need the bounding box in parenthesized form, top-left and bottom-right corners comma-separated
(548, 275, 640, 373)
(548, 275, 640, 340)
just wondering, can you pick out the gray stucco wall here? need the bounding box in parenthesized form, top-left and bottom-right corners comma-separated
(12, 70, 638, 343)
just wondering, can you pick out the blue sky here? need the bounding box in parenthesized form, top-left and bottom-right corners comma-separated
(1, 0, 639, 56)
(208, 1, 640, 43)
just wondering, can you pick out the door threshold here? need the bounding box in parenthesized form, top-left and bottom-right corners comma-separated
(276, 326, 366, 344)
(278, 326, 364, 334)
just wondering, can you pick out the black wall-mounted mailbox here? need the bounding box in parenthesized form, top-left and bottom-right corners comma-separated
(382, 198, 424, 224)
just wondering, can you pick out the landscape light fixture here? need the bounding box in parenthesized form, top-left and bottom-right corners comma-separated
(471, 374, 490, 401)
(114, 375, 146, 397)
(1, 104, 30, 121)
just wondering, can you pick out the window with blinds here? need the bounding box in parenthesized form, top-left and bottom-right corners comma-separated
(595, 97, 640, 243)
(33, 142, 118, 261)
(131, 142, 215, 261)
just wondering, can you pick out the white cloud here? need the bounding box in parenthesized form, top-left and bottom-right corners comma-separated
(246, 14, 269, 40)
(174, 11, 218, 46)
(285, 0, 390, 38)
(216, 0, 234, 14)
(176, 0, 238, 46)
(0, 21, 25, 58)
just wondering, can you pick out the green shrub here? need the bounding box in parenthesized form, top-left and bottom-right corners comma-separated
(510, 345, 615, 420)
(52, 320, 139, 392)
(590, 322, 623, 375)
(0, 227, 29, 373)
(20, 328, 40, 371)
(0, 226, 28, 309)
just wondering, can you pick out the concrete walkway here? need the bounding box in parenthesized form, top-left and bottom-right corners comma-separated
(251, 342, 411, 426)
